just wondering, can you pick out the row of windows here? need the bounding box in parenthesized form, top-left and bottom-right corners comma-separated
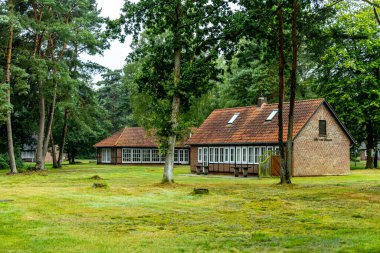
(122, 148, 189, 164)
(197, 146, 279, 165)
(100, 148, 189, 164)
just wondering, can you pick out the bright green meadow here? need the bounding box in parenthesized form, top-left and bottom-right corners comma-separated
(1, 162, 380, 252)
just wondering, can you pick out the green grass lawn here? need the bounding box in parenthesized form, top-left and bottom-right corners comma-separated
(1, 162, 380, 252)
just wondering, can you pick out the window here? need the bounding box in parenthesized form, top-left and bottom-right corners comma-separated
(209, 148, 214, 163)
(178, 149, 183, 163)
(183, 149, 189, 163)
(214, 148, 218, 163)
(174, 149, 179, 163)
(203, 148, 208, 164)
(242, 147, 247, 163)
(267, 146, 273, 155)
(122, 148, 132, 163)
(266, 110, 278, 121)
(219, 147, 224, 163)
(160, 154, 166, 163)
(152, 149, 160, 162)
(198, 148, 203, 163)
(260, 147, 267, 162)
(319, 120, 327, 136)
(228, 113, 240, 124)
(230, 147, 235, 162)
(254, 147, 260, 164)
(102, 148, 111, 163)
(224, 148, 229, 163)
(236, 147, 241, 163)
(248, 147, 254, 164)
(142, 149, 151, 162)
(132, 149, 141, 163)
(274, 146, 280, 155)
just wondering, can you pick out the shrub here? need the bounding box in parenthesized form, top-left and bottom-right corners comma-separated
(0, 152, 23, 170)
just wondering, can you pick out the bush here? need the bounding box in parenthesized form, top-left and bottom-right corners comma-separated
(0, 152, 23, 170)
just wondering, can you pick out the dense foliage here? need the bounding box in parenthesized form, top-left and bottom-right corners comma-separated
(0, 0, 379, 173)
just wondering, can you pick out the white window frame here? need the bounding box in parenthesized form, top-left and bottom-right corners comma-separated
(219, 147, 224, 163)
(248, 147, 254, 164)
(267, 146, 273, 155)
(203, 148, 209, 165)
(174, 149, 179, 163)
(274, 146, 280, 155)
(152, 149, 160, 163)
(183, 149, 189, 164)
(209, 147, 214, 163)
(102, 148, 111, 163)
(228, 113, 240, 124)
(142, 149, 151, 163)
(122, 148, 132, 163)
(242, 147, 248, 163)
(132, 149, 142, 163)
(254, 147, 260, 164)
(266, 110, 278, 121)
(230, 147, 235, 163)
(236, 147, 242, 163)
(198, 147, 203, 163)
(259, 147, 267, 163)
(214, 148, 219, 163)
(224, 147, 229, 163)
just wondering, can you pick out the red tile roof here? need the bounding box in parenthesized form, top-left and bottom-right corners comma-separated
(187, 98, 353, 145)
(94, 127, 190, 148)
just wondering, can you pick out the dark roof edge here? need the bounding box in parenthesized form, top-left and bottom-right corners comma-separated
(186, 142, 280, 146)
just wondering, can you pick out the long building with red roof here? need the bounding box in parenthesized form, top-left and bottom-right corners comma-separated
(186, 98, 354, 176)
(94, 127, 190, 165)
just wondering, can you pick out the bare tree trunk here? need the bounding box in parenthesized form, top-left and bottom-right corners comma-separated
(51, 132, 58, 168)
(366, 121, 374, 168)
(5, 4, 17, 174)
(284, 0, 298, 184)
(35, 90, 46, 170)
(163, 95, 180, 183)
(162, 4, 182, 184)
(278, 2, 286, 184)
(43, 97, 57, 161)
(57, 109, 69, 168)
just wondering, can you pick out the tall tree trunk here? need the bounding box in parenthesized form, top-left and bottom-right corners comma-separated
(35, 90, 46, 170)
(278, 2, 286, 184)
(43, 97, 57, 161)
(163, 95, 180, 183)
(5, 4, 17, 174)
(57, 109, 69, 168)
(366, 121, 374, 168)
(284, 0, 298, 184)
(51, 132, 58, 168)
(374, 143, 378, 168)
(162, 46, 181, 184)
(162, 4, 182, 184)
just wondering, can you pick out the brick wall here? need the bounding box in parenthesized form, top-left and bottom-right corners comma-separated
(293, 104, 351, 176)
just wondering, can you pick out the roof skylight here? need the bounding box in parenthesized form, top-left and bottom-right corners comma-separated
(266, 110, 278, 121)
(228, 113, 240, 124)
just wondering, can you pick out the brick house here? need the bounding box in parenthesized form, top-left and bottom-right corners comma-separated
(186, 98, 355, 176)
(94, 127, 190, 165)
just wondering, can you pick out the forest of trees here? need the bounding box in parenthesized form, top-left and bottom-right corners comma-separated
(0, 0, 379, 182)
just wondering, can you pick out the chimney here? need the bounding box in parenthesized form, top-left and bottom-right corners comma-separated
(257, 96, 267, 107)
